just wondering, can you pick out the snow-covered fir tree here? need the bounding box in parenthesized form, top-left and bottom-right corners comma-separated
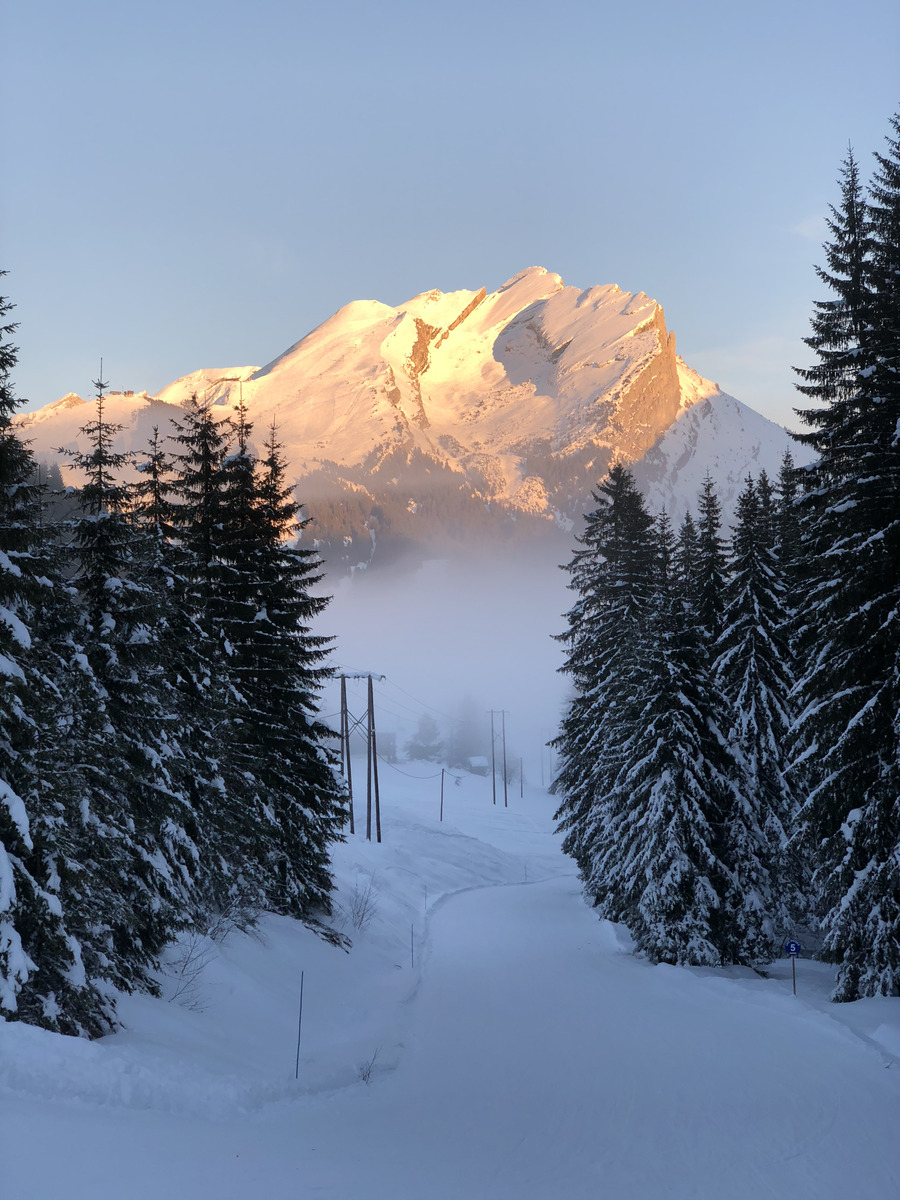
(556, 470, 793, 967)
(0, 286, 109, 1034)
(553, 465, 656, 887)
(775, 451, 803, 602)
(792, 121, 900, 999)
(714, 475, 800, 939)
(212, 413, 346, 917)
(693, 473, 729, 652)
(592, 510, 743, 964)
(2, 338, 347, 1034)
(166, 392, 250, 910)
(62, 375, 197, 1000)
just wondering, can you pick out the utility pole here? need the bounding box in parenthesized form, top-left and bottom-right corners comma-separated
(337, 672, 384, 841)
(489, 710, 497, 805)
(339, 676, 354, 834)
(366, 684, 373, 841)
(501, 710, 508, 808)
(368, 674, 382, 843)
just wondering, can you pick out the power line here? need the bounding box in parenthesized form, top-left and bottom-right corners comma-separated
(376, 755, 463, 782)
(381, 678, 461, 724)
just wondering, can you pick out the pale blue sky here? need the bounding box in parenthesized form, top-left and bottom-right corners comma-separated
(2, 0, 898, 425)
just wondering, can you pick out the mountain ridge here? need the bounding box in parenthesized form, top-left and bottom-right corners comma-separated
(16, 267, 807, 568)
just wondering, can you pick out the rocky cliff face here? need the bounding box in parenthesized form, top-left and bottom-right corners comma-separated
(16, 268, 802, 570)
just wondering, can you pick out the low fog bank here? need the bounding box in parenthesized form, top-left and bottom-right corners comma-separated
(314, 543, 572, 789)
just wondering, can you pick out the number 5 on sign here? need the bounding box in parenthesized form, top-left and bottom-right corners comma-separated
(783, 939, 803, 995)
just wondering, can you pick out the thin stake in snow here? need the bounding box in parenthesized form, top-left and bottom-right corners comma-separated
(440, 768, 444, 822)
(294, 970, 305, 1080)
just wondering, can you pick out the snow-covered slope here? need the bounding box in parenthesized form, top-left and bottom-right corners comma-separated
(2, 762, 898, 1199)
(241, 267, 681, 476)
(17, 268, 807, 556)
(632, 367, 813, 526)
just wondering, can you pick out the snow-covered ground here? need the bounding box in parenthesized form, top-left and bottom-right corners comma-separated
(2, 765, 899, 1199)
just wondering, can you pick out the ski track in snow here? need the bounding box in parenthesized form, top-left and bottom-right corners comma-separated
(2, 769, 899, 1200)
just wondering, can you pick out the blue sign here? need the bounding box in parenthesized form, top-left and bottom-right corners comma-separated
(783, 939, 803, 956)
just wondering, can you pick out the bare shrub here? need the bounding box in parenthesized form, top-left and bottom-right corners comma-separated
(164, 932, 215, 1011)
(357, 1048, 380, 1084)
(347, 872, 378, 932)
(205, 891, 263, 943)
(164, 890, 262, 1009)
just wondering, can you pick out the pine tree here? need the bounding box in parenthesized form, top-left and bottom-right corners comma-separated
(794, 148, 872, 418)
(557, 474, 786, 967)
(714, 475, 799, 942)
(62, 374, 192, 998)
(168, 400, 345, 919)
(446, 695, 486, 769)
(756, 469, 776, 552)
(166, 393, 245, 910)
(553, 465, 655, 887)
(218, 419, 346, 916)
(775, 451, 803, 596)
(406, 714, 444, 762)
(792, 120, 900, 999)
(672, 511, 698, 606)
(694, 474, 728, 651)
(0, 285, 108, 1033)
(593, 510, 740, 964)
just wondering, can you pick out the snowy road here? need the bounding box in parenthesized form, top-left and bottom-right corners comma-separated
(297, 875, 900, 1200)
(3, 777, 900, 1199)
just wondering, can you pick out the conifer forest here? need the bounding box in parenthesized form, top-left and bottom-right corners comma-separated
(1, 111, 899, 1048)
(554, 114, 900, 1001)
(0, 351, 347, 1035)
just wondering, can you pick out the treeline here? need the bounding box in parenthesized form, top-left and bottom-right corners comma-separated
(299, 444, 561, 572)
(0, 340, 346, 1037)
(555, 114, 900, 1000)
(555, 463, 804, 968)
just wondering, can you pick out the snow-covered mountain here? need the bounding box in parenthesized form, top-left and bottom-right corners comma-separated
(17, 268, 807, 566)
(632, 381, 809, 528)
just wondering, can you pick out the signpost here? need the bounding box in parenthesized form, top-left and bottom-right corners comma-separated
(783, 939, 803, 995)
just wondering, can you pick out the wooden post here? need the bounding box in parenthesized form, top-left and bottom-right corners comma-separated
(294, 970, 305, 1079)
(490, 710, 497, 806)
(501, 710, 508, 808)
(369, 675, 382, 843)
(366, 681, 373, 841)
(339, 676, 346, 777)
(792, 955, 797, 996)
(440, 768, 444, 822)
(341, 676, 354, 835)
